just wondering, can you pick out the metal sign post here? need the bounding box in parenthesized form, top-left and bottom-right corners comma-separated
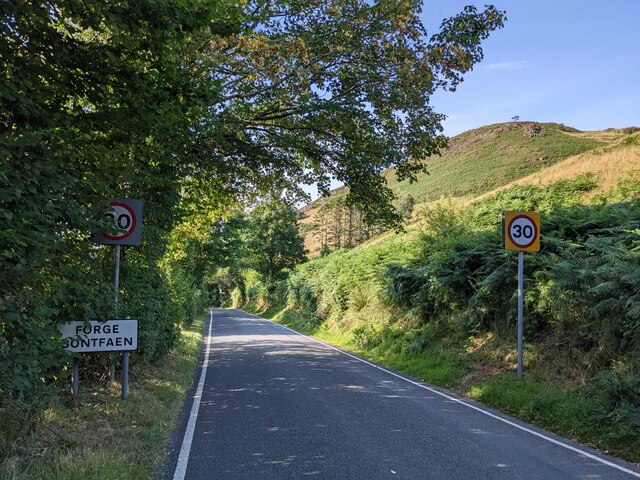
(92, 199, 143, 398)
(72, 359, 79, 399)
(517, 251, 524, 381)
(114, 244, 121, 311)
(110, 244, 121, 382)
(122, 351, 129, 400)
(502, 211, 541, 381)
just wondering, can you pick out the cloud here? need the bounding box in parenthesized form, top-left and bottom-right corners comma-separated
(480, 61, 528, 72)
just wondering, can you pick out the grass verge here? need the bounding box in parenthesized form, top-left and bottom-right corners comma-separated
(469, 373, 640, 462)
(0, 317, 204, 480)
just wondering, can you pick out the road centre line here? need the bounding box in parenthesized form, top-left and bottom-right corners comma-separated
(173, 310, 214, 480)
(246, 311, 640, 478)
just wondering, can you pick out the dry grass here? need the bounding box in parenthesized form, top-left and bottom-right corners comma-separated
(0, 319, 205, 480)
(564, 128, 638, 143)
(459, 138, 640, 205)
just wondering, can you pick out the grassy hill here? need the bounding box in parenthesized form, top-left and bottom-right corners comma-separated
(301, 122, 639, 256)
(385, 122, 602, 201)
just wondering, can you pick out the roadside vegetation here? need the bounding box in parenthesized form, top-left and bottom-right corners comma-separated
(0, 318, 204, 480)
(242, 166, 640, 462)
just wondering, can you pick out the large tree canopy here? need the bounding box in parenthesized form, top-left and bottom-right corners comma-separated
(244, 199, 307, 285)
(1, 0, 242, 406)
(193, 0, 505, 225)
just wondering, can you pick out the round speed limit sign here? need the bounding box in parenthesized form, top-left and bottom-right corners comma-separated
(102, 202, 136, 241)
(502, 211, 540, 252)
(94, 199, 143, 246)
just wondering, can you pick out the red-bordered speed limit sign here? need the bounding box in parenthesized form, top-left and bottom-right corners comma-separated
(94, 199, 143, 246)
(502, 211, 540, 252)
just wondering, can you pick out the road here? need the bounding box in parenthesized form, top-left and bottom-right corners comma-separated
(160, 308, 640, 479)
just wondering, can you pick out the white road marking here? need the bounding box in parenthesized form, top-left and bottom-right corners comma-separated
(173, 310, 214, 480)
(244, 311, 640, 478)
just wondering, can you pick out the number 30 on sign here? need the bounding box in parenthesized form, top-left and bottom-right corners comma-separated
(502, 211, 541, 252)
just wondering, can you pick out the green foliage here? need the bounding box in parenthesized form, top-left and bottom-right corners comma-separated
(281, 235, 417, 335)
(201, 2, 505, 226)
(120, 248, 176, 362)
(244, 199, 307, 286)
(470, 368, 640, 461)
(591, 369, 640, 453)
(395, 193, 416, 221)
(1, 0, 240, 430)
(382, 179, 640, 363)
(230, 288, 245, 308)
(207, 268, 243, 308)
(538, 216, 640, 364)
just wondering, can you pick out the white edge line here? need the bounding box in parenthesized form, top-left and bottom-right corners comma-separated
(173, 310, 213, 480)
(243, 311, 640, 478)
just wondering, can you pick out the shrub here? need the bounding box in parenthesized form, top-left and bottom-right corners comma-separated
(383, 181, 639, 364)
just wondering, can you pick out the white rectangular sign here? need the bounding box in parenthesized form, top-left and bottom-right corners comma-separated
(59, 319, 138, 352)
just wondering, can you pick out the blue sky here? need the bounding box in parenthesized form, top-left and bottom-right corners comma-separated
(305, 1, 640, 198)
(423, 1, 640, 136)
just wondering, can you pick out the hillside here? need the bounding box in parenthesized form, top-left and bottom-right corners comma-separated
(300, 122, 639, 256)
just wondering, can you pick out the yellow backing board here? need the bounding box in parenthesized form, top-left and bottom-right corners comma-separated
(502, 211, 541, 252)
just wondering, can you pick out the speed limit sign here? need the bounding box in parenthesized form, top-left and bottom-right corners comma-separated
(94, 199, 143, 246)
(502, 211, 540, 252)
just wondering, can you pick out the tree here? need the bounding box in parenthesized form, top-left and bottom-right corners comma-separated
(192, 1, 506, 227)
(1, 0, 241, 413)
(244, 200, 307, 285)
(202, 215, 248, 307)
(395, 193, 416, 221)
(313, 195, 385, 254)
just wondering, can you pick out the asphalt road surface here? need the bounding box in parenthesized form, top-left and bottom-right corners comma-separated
(159, 309, 640, 480)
